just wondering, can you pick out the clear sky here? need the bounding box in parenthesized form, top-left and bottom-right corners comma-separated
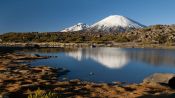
(0, 0, 175, 33)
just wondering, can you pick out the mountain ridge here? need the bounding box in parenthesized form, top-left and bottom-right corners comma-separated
(61, 23, 89, 32)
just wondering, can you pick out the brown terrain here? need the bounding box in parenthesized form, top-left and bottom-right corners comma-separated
(1, 51, 175, 98)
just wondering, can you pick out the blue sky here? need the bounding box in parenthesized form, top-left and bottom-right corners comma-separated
(0, 0, 175, 33)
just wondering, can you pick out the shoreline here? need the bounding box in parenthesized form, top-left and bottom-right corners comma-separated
(1, 51, 175, 97)
(1, 42, 175, 49)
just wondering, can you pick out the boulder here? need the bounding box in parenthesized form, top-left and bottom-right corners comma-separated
(143, 73, 175, 84)
(168, 77, 175, 89)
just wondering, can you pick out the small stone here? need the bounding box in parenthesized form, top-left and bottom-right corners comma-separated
(112, 81, 122, 85)
(154, 92, 161, 95)
(69, 79, 80, 83)
(19, 70, 29, 74)
(64, 77, 68, 80)
(89, 72, 94, 76)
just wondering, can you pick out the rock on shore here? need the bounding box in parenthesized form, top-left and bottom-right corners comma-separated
(143, 73, 175, 84)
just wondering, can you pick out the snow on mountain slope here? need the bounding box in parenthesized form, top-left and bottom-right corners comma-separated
(89, 15, 145, 32)
(61, 23, 89, 32)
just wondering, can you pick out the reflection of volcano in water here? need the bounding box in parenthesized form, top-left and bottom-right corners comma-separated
(67, 48, 175, 68)
(67, 48, 130, 69)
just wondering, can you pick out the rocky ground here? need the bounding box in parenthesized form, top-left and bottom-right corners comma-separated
(1, 52, 175, 98)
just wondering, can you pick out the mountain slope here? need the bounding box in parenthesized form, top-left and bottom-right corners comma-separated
(89, 15, 145, 32)
(61, 23, 89, 32)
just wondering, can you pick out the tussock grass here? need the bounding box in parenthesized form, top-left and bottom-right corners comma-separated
(28, 88, 59, 98)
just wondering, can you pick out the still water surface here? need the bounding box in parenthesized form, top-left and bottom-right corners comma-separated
(25, 47, 175, 83)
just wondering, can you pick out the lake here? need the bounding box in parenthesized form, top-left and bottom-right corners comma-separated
(23, 47, 175, 83)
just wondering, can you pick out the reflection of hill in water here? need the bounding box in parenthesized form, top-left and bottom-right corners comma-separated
(129, 50, 175, 67)
(23, 48, 76, 53)
(67, 48, 130, 69)
(67, 48, 175, 68)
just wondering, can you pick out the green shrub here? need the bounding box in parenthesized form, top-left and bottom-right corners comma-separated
(115, 36, 130, 42)
(143, 27, 151, 32)
(154, 35, 167, 44)
(28, 88, 59, 98)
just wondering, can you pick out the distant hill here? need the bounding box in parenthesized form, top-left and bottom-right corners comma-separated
(125, 25, 175, 44)
(1, 25, 175, 45)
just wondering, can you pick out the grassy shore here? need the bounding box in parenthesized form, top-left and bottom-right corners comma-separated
(0, 51, 175, 98)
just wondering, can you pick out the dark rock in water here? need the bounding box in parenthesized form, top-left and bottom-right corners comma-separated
(62, 77, 68, 81)
(168, 77, 175, 89)
(30, 54, 40, 57)
(89, 72, 95, 76)
(57, 68, 70, 76)
(34, 54, 40, 57)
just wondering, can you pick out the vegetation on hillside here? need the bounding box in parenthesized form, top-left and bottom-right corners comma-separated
(1, 25, 175, 44)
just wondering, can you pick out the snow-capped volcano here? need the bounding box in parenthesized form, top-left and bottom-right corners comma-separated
(60, 15, 145, 33)
(61, 23, 89, 32)
(89, 15, 145, 32)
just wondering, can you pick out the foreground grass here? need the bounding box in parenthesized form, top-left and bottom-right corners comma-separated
(28, 88, 59, 98)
